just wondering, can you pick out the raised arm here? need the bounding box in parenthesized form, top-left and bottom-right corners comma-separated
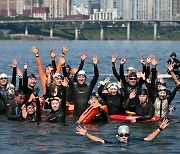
(17, 68, 23, 90)
(50, 50, 57, 73)
(167, 84, 180, 104)
(119, 57, 127, 85)
(112, 54, 120, 81)
(76, 125, 105, 144)
(144, 118, 169, 141)
(56, 46, 67, 73)
(167, 62, 180, 86)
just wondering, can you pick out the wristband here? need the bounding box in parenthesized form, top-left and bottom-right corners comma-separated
(158, 127, 163, 131)
(35, 53, 39, 57)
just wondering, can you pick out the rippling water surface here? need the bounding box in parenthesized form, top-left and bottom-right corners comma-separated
(0, 40, 179, 153)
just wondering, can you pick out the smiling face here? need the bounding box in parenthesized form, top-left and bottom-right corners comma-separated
(109, 87, 118, 95)
(28, 77, 37, 88)
(77, 76, 86, 85)
(158, 90, 167, 99)
(26, 104, 35, 115)
(51, 100, 61, 111)
(128, 77, 137, 86)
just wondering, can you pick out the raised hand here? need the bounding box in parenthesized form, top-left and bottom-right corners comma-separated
(50, 50, 56, 59)
(76, 125, 87, 136)
(11, 59, 18, 68)
(80, 52, 88, 61)
(146, 56, 151, 64)
(92, 55, 98, 65)
(61, 46, 68, 55)
(24, 63, 28, 70)
(103, 77, 110, 85)
(59, 55, 66, 65)
(17, 68, 22, 77)
(120, 57, 127, 65)
(117, 80, 123, 88)
(31, 46, 39, 55)
(138, 57, 146, 65)
(129, 90, 136, 99)
(166, 62, 173, 72)
(112, 54, 118, 63)
(150, 55, 158, 66)
(159, 118, 169, 130)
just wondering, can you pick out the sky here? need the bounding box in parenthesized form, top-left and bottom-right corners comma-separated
(74, 0, 87, 5)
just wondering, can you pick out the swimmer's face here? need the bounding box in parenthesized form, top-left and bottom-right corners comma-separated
(51, 101, 60, 111)
(109, 88, 118, 95)
(0, 77, 8, 86)
(128, 77, 137, 86)
(158, 91, 167, 99)
(46, 66, 54, 75)
(139, 94, 148, 106)
(88, 97, 98, 105)
(116, 133, 129, 143)
(15, 94, 25, 105)
(27, 104, 35, 115)
(77, 76, 86, 85)
(28, 77, 37, 88)
(54, 77, 62, 86)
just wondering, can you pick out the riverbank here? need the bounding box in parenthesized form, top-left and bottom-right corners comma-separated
(1, 24, 180, 40)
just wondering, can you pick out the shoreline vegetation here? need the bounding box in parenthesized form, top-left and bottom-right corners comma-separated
(0, 17, 180, 40)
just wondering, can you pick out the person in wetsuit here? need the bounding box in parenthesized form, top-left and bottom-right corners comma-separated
(32, 46, 66, 99)
(167, 52, 180, 77)
(147, 84, 180, 118)
(21, 93, 41, 122)
(68, 55, 99, 117)
(98, 77, 125, 115)
(128, 89, 155, 122)
(76, 118, 169, 144)
(48, 78, 68, 123)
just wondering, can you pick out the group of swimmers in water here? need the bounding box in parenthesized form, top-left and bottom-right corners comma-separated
(0, 46, 179, 144)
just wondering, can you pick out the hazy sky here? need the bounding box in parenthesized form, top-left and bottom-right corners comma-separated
(74, 0, 87, 5)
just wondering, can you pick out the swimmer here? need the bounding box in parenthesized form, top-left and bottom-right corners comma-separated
(76, 118, 169, 144)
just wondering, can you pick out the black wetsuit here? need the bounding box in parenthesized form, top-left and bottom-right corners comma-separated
(134, 99, 154, 122)
(48, 86, 66, 123)
(23, 69, 35, 103)
(68, 64, 99, 117)
(120, 64, 144, 100)
(98, 84, 125, 115)
(23, 97, 41, 122)
(167, 58, 180, 77)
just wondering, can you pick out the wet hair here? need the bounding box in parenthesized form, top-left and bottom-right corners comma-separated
(15, 90, 24, 97)
(138, 89, 148, 95)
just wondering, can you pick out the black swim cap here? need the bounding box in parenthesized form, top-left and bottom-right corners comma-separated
(90, 92, 98, 99)
(129, 72, 137, 78)
(138, 89, 148, 95)
(46, 64, 53, 68)
(170, 52, 177, 57)
(64, 65, 71, 70)
(28, 73, 36, 79)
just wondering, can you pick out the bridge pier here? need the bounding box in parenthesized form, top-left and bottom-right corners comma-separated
(127, 22, 131, 40)
(75, 25, 79, 40)
(154, 22, 158, 40)
(50, 24, 53, 38)
(25, 24, 28, 35)
(100, 24, 104, 40)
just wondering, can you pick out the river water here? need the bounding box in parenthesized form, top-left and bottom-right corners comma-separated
(0, 40, 179, 153)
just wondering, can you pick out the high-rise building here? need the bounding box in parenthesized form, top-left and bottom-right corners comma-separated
(172, 0, 180, 20)
(88, 0, 100, 14)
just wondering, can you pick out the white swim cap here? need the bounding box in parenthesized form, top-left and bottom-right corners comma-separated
(6, 83, 15, 90)
(127, 67, 135, 71)
(118, 125, 129, 134)
(77, 70, 86, 77)
(0, 73, 8, 79)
